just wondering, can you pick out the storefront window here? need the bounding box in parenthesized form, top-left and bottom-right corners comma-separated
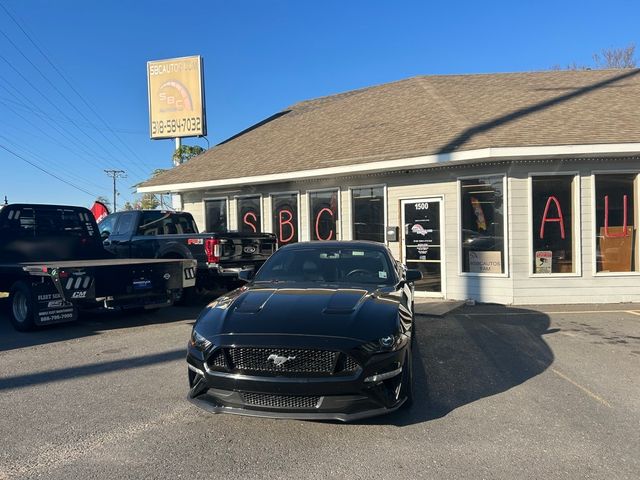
(595, 174, 637, 273)
(309, 190, 339, 241)
(204, 198, 227, 233)
(460, 176, 505, 273)
(272, 193, 298, 245)
(351, 186, 385, 243)
(237, 196, 261, 233)
(532, 176, 575, 274)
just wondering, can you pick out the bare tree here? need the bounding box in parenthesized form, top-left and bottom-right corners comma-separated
(593, 43, 636, 69)
(556, 43, 637, 70)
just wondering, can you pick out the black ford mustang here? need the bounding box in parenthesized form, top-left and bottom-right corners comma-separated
(186, 241, 422, 421)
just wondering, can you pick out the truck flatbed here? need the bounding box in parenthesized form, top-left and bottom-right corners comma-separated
(0, 258, 188, 269)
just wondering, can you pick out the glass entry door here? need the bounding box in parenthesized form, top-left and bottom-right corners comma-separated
(401, 198, 444, 295)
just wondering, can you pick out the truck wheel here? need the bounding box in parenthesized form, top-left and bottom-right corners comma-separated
(9, 281, 37, 332)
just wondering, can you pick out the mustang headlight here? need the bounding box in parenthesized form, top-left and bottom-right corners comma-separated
(361, 334, 403, 353)
(379, 335, 396, 349)
(189, 329, 212, 351)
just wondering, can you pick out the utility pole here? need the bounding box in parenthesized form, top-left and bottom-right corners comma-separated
(104, 170, 126, 212)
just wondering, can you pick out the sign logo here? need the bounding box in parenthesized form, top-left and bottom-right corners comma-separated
(147, 55, 206, 139)
(267, 354, 296, 366)
(411, 224, 432, 236)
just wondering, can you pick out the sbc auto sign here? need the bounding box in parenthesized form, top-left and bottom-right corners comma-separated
(147, 55, 206, 139)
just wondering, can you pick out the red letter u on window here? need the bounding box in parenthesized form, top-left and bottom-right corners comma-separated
(604, 195, 629, 238)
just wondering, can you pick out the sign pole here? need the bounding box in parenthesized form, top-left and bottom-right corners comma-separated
(174, 137, 182, 166)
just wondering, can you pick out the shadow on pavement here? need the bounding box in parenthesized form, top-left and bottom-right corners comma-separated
(365, 304, 554, 426)
(0, 291, 222, 353)
(0, 348, 186, 391)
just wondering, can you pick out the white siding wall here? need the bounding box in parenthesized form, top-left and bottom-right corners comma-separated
(177, 158, 640, 305)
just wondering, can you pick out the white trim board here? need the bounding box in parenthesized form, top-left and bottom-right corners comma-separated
(137, 143, 640, 194)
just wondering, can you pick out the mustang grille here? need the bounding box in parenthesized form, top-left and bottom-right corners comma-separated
(206, 350, 227, 369)
(241, 393, 321, 409)
(227, 348, 358, 374)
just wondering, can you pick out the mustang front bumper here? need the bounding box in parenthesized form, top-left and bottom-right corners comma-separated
(186, 343, 409, 422)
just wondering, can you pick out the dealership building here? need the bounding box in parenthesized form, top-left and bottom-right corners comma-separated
(139, 69, 640, 305)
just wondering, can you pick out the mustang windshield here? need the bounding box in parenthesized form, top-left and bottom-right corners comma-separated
(254, 246, 396, 285)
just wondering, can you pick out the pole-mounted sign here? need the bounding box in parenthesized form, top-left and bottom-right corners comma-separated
(147, 55, 206, 139)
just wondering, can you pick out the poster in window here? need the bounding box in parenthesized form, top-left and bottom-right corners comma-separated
(468, 251, 502, 273)
(535, 251, 553, 274)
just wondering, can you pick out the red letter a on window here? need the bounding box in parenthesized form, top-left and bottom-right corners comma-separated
(539, 196, 565, 239)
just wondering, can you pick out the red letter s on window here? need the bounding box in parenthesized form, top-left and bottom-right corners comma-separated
(243, 211, 258, 233)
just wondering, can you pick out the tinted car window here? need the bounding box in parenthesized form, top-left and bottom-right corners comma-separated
(255, 246, 396, 285)
(98, 215, 116, 237)
(114, 212, 136, 235)
(1, 206, 95, 239)
(137, 212, 198, 235)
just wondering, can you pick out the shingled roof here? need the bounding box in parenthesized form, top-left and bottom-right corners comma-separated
(140, 68, 640, 191)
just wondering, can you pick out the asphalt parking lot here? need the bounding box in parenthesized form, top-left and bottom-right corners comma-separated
(0, 300, 639, 479)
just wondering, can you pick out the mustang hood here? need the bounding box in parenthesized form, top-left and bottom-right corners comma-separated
(196, 286, 401, 342)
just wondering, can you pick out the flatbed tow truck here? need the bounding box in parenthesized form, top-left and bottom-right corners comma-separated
(0, 203, 196, 331)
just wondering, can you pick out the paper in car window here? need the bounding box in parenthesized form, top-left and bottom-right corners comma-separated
(352, 251, 365, 256)
(379, 271, 388, 279)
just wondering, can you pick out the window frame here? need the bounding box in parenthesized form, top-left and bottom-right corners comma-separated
(348, 184, 388, 244)
(457, 174, 509, 278)
(234, 193, 263, 233)
(269, 190, 301, 244)
(201, 196, 229, 233)
(590, 170, 640, 277)
(307, 187, 341, 241)
(528, 171, 582, 278)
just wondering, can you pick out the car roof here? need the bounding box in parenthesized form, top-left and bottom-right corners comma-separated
(278, 240, 389, 251)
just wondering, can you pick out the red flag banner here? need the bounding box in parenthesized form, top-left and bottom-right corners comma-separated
(90, 201, 110, 223)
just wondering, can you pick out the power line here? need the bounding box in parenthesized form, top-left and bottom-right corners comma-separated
(0, 96, 146, 134)
(0, 69, 147, 177)
(104, 169, 127, 212)
(0, 26, 154, 173)
(0, 94, 117, 172)
(0, 4, 156, 170)
(0, 131, 109, 192)
(0, 51, 149, 178)
(0, 142, 100, 198)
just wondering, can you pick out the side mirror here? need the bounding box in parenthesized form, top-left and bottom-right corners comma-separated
(101, 230, 111, 240)
(237, 269, 255, 283)
(405, 269, 422, 283)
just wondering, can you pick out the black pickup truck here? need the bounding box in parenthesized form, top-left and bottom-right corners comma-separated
(0, 204, 197, 331)
(97, 210, 276, 292)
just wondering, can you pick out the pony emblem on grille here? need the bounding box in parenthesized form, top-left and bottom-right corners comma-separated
(267, 354, 296, 366)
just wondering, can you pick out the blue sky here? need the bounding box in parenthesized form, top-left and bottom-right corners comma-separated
(0, 0, 638, 209)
